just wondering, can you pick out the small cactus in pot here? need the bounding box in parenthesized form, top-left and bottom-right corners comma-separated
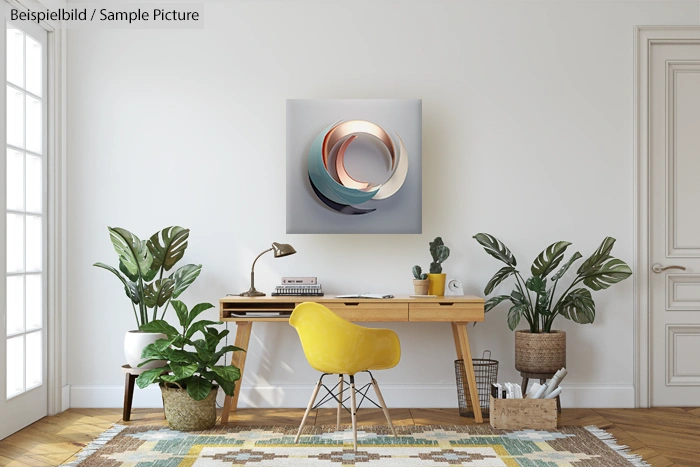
(412, 266, 430, 295)
(428, 237, 450, 295)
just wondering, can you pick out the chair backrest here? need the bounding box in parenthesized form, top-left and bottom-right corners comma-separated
(289, 302, 401, 375)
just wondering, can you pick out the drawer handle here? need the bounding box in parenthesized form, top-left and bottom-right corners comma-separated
(439, 302, 454, 306)
(344, 302, 360, 306)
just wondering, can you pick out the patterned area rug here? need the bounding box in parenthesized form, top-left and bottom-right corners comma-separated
(63, 424, 649, 466)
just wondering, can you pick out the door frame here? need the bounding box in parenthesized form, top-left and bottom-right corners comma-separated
(3, 0, 67, 415)
(634, 26, 700, 408)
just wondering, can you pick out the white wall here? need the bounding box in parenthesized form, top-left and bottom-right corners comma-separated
(66, 0, 699, 409)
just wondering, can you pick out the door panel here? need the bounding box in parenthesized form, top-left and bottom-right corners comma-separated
(0, 5, 48, 439)
(650, 41, 700, 406)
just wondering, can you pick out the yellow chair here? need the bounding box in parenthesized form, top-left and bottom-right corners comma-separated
(289, 302, 401, 451)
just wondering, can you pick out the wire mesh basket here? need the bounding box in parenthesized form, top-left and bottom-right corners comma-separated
(455, 350, 498, 417)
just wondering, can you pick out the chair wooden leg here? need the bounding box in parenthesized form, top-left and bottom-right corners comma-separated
(350, 375, 357, 452)
(295, 380, 321, 444)
(337, 375, 344, 430)
(371, 378, 396, 438)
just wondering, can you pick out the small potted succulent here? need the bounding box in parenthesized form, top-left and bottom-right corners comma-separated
(428, 237, 450, 296)
(136, 299, 244, 431)
(412, 266, 429, 295)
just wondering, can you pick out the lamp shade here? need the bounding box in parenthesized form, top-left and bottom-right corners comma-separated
(272, 242, 296, 258)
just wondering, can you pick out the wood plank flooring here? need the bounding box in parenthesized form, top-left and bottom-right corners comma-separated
(0, 407, 698, 466)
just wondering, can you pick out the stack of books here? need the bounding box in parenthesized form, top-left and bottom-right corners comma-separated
(272, 277, 324, 297)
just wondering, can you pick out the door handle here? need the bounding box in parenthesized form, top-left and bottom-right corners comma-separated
(652, 263, 687, 273)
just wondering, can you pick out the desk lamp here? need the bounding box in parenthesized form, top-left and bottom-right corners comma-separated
(240, 242, 296, 297)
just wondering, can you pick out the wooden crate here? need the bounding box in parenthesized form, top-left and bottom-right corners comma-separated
(489, 395, 557, 430)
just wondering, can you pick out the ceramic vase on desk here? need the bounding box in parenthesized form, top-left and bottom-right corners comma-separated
(428, 273, 447, 296)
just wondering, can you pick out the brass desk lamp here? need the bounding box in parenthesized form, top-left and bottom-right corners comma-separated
(240, 242, 296, 297)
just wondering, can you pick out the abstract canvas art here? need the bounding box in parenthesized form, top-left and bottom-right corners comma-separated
(287, 99, 422, 234)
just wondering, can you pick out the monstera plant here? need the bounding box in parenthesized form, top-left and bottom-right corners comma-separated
(473, 234, 632, 374)
(94, 226, 202, 369)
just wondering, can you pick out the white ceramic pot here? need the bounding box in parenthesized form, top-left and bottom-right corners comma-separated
(124, 330, 167, 369)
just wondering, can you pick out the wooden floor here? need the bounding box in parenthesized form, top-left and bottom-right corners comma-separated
(0, 407, 699, 466)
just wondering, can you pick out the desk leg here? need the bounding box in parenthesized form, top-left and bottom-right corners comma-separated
(221, 321, 253, 424)
(453, 322, 483, 423)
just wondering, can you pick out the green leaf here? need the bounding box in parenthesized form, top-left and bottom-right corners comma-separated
(484, 295, 511, 313)
(484, 266, 516, 295)
(171, 300, 189, 328)
(185, 320, 220, 340)
(168, 348, 198, 364)
(160, 374, 182, 383)
(186, 376, 213, 401)
(473, 233, 517, 266)
(559, 288, 596, 324)
(507, 304, 526, 330)
(139, 320, 179, 338)
(187, 302, 215, 328)
(213, 345, 245, 363)
(143, 278, 174, 309)
(171, 264, 202, 299)
(531, 241, 571, 277)
(526, 276, 547, 296)
(214, 376, 235, 397)
(578, 237, 616, 274)
(193, 339, 214, 363)
(551, 252, 583, 282)
(135, 367, 167, 389)
(581, 257, 633, 291)
(211, 365, 241, 383)
(93, 262, 140, 304)
(107, 227, 154, 281)
(536, 287, 553, 316)
(169, 362, 198, 380)
(510, 290, 527, 306)
(148, 226, 190, 273)
(153, 338, 174, 352)
(140, 343, 167, 360)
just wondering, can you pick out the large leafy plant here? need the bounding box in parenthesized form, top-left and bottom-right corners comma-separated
(135, 300, 244, 400)
(94, 226, 202, 327)
(474, 234, 632, 333)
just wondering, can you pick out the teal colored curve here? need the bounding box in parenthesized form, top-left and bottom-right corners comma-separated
(307, 123, 379, 206)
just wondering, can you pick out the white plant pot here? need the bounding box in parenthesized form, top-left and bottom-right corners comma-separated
(124, 330, 167, 369)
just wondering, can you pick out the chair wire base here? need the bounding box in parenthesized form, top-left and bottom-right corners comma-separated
(294, 370, 397, 451)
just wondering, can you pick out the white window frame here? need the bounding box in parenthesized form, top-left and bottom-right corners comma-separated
(5, 0, 66, 415)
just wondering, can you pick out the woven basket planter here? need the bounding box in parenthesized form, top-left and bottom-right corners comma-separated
(514, 330, 566, 374)
(161, 384, 218, 431)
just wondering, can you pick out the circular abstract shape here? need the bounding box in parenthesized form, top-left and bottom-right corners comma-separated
(307, 120, 409, 215)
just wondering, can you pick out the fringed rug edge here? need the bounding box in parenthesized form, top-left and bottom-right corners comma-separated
(584, 425, 651, 467)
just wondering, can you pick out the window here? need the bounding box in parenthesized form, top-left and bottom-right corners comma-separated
(5, 23, 45, 399)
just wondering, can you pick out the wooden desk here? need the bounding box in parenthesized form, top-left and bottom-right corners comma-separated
(219, 295, 485, 424)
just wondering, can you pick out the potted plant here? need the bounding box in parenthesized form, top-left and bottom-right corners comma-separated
(135, 300, 244, 431)
(428, 237, 450, 296)
(94, 226, 202, 369)
(473, 234, 632, 374)
(412, 266, 429, 295)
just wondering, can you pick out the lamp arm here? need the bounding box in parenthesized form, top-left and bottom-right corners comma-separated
(250, 248, 274, 274)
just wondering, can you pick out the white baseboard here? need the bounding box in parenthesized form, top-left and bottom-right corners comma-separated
(62, 384, 71, 412)
(70, 383, 635, 409)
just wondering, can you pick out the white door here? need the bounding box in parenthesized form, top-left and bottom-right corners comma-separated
(0, 4, 48, 439)
(650, 33, 700, 406)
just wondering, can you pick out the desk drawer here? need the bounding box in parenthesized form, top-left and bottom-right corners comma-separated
(324, 302, 408, 322)
(409, 302, 484, 322)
